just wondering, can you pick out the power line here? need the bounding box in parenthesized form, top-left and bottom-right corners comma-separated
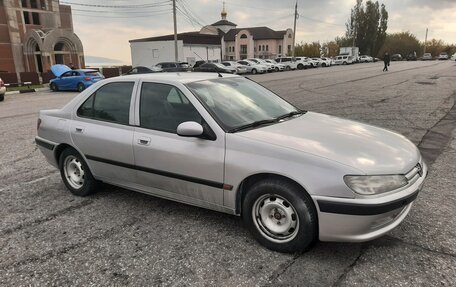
(60, 1, 170, 9)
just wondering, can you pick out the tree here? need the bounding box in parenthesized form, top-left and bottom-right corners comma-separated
(378, 32, 421, 57)
(322, 41, 339, 57)
(294, 42, 321, 57)
(345, 0, 388, 56)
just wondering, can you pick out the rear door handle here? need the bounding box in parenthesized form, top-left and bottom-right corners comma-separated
(138, 137, 151, 146)
(75, 127, 84, 133)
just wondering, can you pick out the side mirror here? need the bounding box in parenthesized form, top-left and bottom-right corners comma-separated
(177, 121, 203, 137)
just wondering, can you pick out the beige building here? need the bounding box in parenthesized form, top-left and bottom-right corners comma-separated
(211, 5, 294, 60)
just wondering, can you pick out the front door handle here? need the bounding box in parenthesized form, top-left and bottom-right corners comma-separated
(138, 137, 151, 146)
(75, 127, 84, 133)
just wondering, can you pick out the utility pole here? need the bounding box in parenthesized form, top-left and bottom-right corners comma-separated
(292, 1, 297, 58)
(423, 28, 428, 55)
(173, 0, 178, 62)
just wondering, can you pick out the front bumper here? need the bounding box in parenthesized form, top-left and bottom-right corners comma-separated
(314, 162, 427, 242)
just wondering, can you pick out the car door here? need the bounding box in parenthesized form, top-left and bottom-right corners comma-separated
(133, 81, 225, 207)
(58, 71, 73, 90)
(70, 80, 138, 185)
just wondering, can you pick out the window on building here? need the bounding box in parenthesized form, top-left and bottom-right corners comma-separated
(288, 34, 292, 38)
(21, 0, 28, 8)
(240, 45, 247, 54)
(287, 45, 291, 54)
(279, 45, 282, 54)
(30, 0, 38, 9)
(77, 82, 135, 125)
(258, 45, 261, 51)
(152, 49, 159, 58)
(32, 12, 40, 25)
(23, 12, 30, 24)
(240, 34, 247, 39)
(266, 45, 269, 51)
(262, 45, 265, 51)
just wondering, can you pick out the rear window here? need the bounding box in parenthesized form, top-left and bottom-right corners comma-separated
(178, 63, 189, 68)
(84, 71, 102, 77)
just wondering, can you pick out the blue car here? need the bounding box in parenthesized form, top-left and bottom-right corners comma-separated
(50, 65, 104, 92)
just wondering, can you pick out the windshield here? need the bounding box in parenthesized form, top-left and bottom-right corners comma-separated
(214, 63, 227, 68)
(186, 77, 299, 132)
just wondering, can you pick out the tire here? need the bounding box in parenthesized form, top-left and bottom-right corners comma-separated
(343, 62, 347, 65)
(297, 64, 304, 70)
(50, 83, 58, 92)
(285, 66, 291, 71)
(275, 67, 279, 72)
(77, 83, 85, 92)
(251, 68, 257, 75)
(322, 63, 327, 67)
(242, 179, 317, 253)
(59, 148, 98, 196)
(0, 94, 4, 102)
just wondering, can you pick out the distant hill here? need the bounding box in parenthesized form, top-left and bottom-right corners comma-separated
(85, 55, 125, 66)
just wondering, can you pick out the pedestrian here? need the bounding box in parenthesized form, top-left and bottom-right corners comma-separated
(383, 52, 390, 72)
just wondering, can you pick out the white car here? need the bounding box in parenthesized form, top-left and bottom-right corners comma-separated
(438, 53, 449, 60)
(292, 57, 312, 69)
(320, 57, 332, 67)
(237, 60, 267, 74)
(222, 61, 248, 74)
(265, 59, 285, 71)
(334, 55, 353, 65)
(275, 57, 300, 70)
(359, 55, 374, 63)
(36, 73, 427, 253)
(248, 58, 274, 72)
(0, 77, 6, 102)
(451, 54, 456, 61)
(297, 57, 319, 68)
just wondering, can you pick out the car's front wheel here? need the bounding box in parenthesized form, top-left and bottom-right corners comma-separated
(243, 179, 317, 253)
(59, 148, 98, 196)
(50, 83, 58, 92)
(251, 68, 257, 75)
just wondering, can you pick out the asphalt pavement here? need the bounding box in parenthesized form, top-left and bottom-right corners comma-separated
(0, 60, 455, 286)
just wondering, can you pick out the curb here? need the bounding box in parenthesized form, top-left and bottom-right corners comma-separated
(5, 86, 50, 95)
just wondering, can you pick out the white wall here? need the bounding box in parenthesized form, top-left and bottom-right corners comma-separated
(130, 40, 221, 67)
(130, 40, 184, 67)
(183, 45, 221, 65)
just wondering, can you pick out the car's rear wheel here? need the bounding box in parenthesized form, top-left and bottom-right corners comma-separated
(322, 63, 327, 67)
(59, 148, 98, 196)
(275, 67, 279, 72)
(297, 64, 303, 70)
(251, 68, 257, 75)
(243, 179, 317, 253)
(50, 83, 58, 92)
(77, 83, 85, 92)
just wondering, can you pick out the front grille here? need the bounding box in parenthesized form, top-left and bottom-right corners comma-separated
(405, 162, 423, 185)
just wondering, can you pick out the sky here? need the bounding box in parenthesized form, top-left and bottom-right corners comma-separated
(66, 0, 456, 65)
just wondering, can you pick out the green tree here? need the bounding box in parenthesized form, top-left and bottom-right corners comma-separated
(294, 42, 321, 57)
(378, 32, 421, 57)
(345, 0, 388, 56)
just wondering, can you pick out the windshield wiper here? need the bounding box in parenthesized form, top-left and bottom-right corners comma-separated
(229, 119, 277, 133)
(275, 110, 306, 121)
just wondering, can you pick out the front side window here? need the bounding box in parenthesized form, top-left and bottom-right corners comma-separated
(186, 78, 298, 131)
(77, 82, 134, 125)
(140, 83, 202, 133)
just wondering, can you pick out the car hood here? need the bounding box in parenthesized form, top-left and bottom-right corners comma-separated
(51, 64, 71, 77)
(237, 112, 420, 174)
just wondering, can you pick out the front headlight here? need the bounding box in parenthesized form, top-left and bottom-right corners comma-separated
(344, 175, 408, 195)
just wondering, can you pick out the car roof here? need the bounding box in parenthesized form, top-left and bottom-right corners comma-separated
(118, 72, 239, 83)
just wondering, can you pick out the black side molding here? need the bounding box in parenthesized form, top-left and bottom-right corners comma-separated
(85, 155, 224, 189)
(35, 138, 55, 151)
(317, 190, 420, 216)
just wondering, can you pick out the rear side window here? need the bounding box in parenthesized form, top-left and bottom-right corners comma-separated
(77, 82, 134, 125)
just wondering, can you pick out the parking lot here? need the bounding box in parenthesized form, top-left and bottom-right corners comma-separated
(1, 60, 455, 286)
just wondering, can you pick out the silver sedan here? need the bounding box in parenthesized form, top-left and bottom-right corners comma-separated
(36, 73, 427, 253)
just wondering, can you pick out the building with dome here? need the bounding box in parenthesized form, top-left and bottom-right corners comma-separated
(129, 4, 294, 66)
